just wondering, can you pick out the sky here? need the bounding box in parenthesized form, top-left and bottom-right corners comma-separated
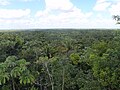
(0, 0, 120, 29)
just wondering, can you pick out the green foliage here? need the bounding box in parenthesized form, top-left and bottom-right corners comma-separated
(30, 86, 38, 90)
(1, 85, 11, 90)
(0, 56, 34, 89)
(70, 53, 80, 64)
(20, 74, 35, 85)
(0, 30, 120, 90)
(89, 40, 120, 89)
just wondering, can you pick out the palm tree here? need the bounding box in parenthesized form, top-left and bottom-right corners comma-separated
(113, 15, 120, 24)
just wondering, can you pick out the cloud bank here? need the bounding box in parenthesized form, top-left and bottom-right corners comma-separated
(0, 0, 120, 29)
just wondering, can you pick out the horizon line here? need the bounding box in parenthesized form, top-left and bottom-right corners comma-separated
(0, 28, 120, 31)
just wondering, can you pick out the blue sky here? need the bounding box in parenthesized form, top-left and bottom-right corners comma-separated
(0, 0, 120, 29)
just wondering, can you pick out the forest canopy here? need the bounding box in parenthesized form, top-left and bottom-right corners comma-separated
(0, 30, 120, 90)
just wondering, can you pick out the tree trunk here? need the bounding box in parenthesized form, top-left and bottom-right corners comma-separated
(45, 62, 54, 90)
(62, 67, 65, 90)
(12, 78, 15, 90)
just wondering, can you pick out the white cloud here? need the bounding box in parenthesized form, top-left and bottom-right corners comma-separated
(109, 2, 120, 15)
(0, 9, 31, 19)
(22, 0, 31, 1)
(45, 0, 73, 11)
(97, 0, 107, 3)
(0, 8, 32, 29)
(35, 0, 93, 28)
(93, 0, 111, 11)
(35, 10, 49, 17)
(0, 17, 35, 29)
(0, 0, 10, 5)
(0, 0, 119, 29)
